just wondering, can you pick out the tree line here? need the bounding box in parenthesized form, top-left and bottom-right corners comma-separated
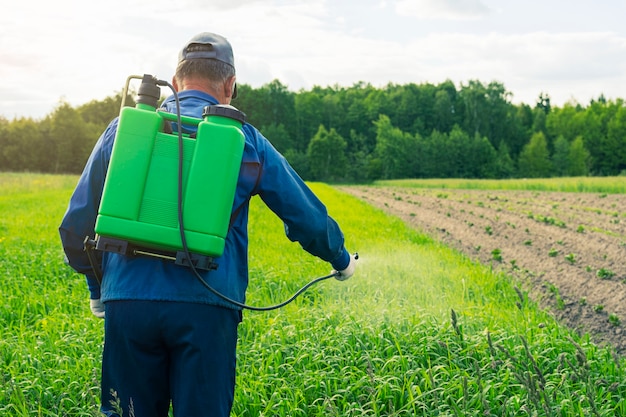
(1, 79, 625, 182)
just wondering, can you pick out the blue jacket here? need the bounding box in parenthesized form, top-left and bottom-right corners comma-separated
(59, 90, 350, 310)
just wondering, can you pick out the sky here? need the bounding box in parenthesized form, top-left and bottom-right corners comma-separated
(2, 0, 626, 120)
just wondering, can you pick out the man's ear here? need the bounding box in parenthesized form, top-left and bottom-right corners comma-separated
(172, 76, 179, 92)
(225, 76, 237, 99)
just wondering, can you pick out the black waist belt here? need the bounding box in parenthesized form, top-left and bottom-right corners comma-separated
(83, 235, 218, 285)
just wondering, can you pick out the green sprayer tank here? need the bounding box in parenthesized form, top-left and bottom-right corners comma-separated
(94, 74, 246, 259)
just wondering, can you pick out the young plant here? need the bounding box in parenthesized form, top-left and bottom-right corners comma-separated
(548, 284, 565, 310)
(596, 268, 615, 279)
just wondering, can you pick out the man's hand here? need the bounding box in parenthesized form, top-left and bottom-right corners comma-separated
(90, 298, 105, 319)
(334, 253, 357, 281)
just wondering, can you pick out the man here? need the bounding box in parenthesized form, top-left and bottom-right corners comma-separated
(59, 32, 356, 417)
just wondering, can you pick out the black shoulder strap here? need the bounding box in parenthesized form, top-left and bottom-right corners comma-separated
(229, 204, 244, 228)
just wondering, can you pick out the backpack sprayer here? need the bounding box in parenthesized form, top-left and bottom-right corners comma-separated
(83, 74, 356, 311)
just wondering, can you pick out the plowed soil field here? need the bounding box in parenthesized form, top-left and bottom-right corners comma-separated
(340, 186, 626, 354)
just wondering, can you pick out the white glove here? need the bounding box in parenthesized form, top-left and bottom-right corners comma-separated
(90, 298, 105, 319)
(334, 253, 357, 281)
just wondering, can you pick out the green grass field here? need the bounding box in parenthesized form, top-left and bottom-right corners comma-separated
(1, 173, 625, 416)
(376, 176, 626, 194)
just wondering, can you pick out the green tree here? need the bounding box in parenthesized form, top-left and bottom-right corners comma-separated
(78, 90, 132, 133)
(518, 131, 552, 178)
(551, 135, 570, 176)
(424, 126, 496, 178)
(432, 79, 458, 133)
(459, 80, 488, 137)
(0, 117, 7, 170)
(388, 82, 434, 136)
(495, 140, 515, 178)
(457, 80, 515, 153)
(294, 89, 325, 152)
(366, 156, 383, 181)
(358, 87, 388, 153)
(259, 79, 296, 134)
(531, 107, 547, 135)
(568, 136, 590, 176)
(342, 82, 377, 141)
(433, 88, 455, 133)
(283, 149, 310, 180)
(483, 81, 513, 148)
(373, 115, 420, 179)
(465, 133, 498, 178)
(444, 126, 468, 177)
(48, 101, 100, 173)
(581, 100, 609, 175)
(421, 130, 448, 178)
(234, 80, 297, 144)
(261, 122, 292, 154)
(306, 125, 347, 182)
(546, 102, 584, 144)
(606, 104, 626, 174)
(344, 130, 372, 182)
(0, 118, 29, 171)
(230, 83, 255, 119)
(536, 92, 551, 114)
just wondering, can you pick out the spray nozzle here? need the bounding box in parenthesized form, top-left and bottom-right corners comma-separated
(332, 252, 359, 281)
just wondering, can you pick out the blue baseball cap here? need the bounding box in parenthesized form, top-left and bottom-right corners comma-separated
(178, 32, 235, 68)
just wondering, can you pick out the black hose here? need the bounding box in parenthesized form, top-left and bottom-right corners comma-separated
(162, 80, 341, 311)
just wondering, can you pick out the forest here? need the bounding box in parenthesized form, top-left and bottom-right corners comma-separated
(1, 78, 625, 182)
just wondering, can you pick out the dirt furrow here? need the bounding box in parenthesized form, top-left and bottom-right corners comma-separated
(341, 186, 626, 354)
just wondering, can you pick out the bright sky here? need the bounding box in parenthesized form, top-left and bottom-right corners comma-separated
(2, 0, 625, 120)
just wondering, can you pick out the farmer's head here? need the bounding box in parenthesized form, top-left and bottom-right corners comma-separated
(173, 32, 237, 104)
